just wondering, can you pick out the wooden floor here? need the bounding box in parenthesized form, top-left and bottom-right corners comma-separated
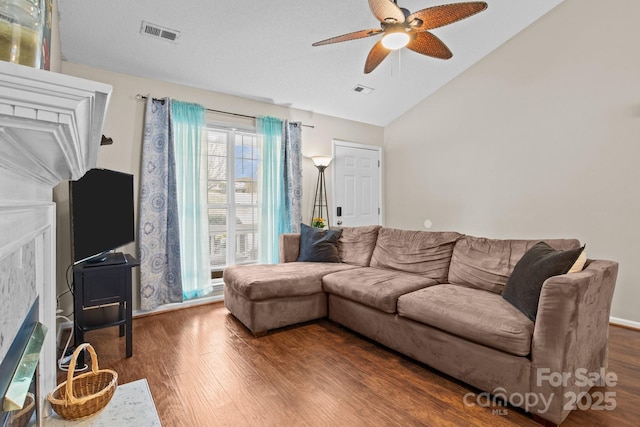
(60, 302, 640, 426)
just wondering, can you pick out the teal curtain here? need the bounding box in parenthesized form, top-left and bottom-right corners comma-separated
(257, 116, 283, 264)
(172, 101, 211, 300)
(257, 117, 303, 263)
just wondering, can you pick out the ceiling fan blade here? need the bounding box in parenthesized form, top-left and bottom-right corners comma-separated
(408, 2, 487, 31)
(406, 31, 453, 59)
(368, 0, 405, 24)
(312, 29, 383, 46)
(364, 40, 391, 74)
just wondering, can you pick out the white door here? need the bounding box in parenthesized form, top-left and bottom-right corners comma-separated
(332, 140, 381, 227)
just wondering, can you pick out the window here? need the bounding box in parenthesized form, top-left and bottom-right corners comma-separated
(207, 125, 260, 278)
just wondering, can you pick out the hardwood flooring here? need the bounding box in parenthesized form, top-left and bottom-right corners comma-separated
(60, 302, 640, 426)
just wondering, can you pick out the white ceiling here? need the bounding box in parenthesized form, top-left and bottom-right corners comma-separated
(58, 0, 564, 127)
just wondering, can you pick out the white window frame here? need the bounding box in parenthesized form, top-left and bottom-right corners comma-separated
(206, 121, 259, 277)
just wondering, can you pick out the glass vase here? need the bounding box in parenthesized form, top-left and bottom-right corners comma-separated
(0, 0, 43, 67)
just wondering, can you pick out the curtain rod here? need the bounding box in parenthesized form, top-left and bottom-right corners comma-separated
(135, 94, 314, 129)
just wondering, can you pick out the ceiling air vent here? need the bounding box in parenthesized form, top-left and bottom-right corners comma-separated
(352, 85, 374, 95)
(140, 21, 181, 43)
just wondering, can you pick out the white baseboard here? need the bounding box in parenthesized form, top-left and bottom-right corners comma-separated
(129, 292, 635, 331)
(133, 288, 224, 318)
(610, 316, 640, 330)
(63, 304, 638, 333)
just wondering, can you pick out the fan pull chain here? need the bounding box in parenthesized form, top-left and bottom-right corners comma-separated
(391, 49, 402, 79)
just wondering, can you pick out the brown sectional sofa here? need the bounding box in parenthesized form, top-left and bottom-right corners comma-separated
(223, 226, 618, 425)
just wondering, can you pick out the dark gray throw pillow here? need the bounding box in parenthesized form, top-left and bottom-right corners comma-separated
(502, 242, 585, 321)
(296, 223, 342, 263)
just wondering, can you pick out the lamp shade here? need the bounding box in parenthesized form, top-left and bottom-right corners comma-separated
(311, 156, 332, 168)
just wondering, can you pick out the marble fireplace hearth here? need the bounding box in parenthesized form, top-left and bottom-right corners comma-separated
(0, 61, 111, 422)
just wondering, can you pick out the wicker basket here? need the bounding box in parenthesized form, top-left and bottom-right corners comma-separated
(7, 392, 35, 427)
(47, 343, 118, 420)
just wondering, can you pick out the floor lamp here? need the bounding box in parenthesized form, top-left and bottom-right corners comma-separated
(310, 156, 332, 228)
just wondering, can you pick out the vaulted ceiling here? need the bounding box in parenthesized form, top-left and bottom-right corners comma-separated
(58, 0, 564, 126)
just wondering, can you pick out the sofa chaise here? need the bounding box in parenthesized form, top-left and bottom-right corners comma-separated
(223, 225, 618, 425)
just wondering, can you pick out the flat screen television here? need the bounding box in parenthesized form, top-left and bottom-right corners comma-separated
(70, 168, 135, 265)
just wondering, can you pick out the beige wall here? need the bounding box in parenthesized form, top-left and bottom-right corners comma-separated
(384, 0, 640, 323)
(54, 62, 384, 314)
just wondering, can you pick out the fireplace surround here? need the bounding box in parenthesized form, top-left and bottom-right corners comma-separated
(0, 61, 111, 422)
(1, 297, 45, 426)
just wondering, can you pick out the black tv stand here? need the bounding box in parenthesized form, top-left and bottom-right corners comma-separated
(73, 253, 139, 363)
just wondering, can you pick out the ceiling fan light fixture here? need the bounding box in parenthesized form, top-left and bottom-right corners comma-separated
(381, 30, 410, 50)
(312, 1, 488, 73)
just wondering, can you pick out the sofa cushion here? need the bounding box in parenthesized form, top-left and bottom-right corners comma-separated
(369, 228, 463, 282)
(297, 223, 342, 263)
(223, 262, 358, 301)
(322, 267, 437, 313)
(397, 284, 534, 356)
(448, 236, 581, 294)
(337, 225, 381, 267)
(502, 242, 586, 321)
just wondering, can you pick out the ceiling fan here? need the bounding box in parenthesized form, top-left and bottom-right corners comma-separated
(312, 0, 488, 74)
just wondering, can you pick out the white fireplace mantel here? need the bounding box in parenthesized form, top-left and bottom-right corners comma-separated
(0, 61, 112, 420)
(0, 62, 112, 186)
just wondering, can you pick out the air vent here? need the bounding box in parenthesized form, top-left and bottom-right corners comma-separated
(352, 85, 374, 95)
(140, 21, 181, 43)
